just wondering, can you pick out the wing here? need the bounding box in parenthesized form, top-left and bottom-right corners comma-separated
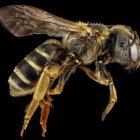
(0, 5, 88, 37)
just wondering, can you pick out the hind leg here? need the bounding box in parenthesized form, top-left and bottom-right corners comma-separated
(39, 73, 66, 137)
(39, 65, 78, 136)
(20, 67, 51, 137)
(21, 62, 63, 136)
(40, 96, 53, 137)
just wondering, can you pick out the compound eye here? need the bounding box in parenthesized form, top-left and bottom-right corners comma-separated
(129, 39, 139, 62)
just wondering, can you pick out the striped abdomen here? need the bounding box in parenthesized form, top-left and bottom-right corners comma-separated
(8, 40, 66, 96)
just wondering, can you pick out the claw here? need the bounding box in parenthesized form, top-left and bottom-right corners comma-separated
(41, 124, 47, 137)
(40, 119, 47, 137)
(20, 118, 29, 137)
(101, 112, 106, 121)
(20, 129, 24, 137)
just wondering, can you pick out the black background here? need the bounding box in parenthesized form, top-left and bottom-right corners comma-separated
(0, 0, 140, 139)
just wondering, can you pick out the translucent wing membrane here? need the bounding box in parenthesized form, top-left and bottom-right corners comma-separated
(0, 5, 82, 37)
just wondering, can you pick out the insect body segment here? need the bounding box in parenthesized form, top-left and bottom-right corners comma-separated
(0, 5, 140, 137)
(8, 40, 66, 97)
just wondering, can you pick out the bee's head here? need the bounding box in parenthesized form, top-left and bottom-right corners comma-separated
(108, 25, 140, 70)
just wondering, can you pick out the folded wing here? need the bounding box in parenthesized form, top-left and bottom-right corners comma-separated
(0, 5, 83, 37)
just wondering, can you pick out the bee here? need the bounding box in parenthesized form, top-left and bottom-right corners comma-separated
(0, 5, 140, 137)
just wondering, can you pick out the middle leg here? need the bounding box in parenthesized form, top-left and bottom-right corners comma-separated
(80, 61, 117, 121)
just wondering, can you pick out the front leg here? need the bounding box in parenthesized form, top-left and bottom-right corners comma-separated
(80, 61, 117, 121)
(101, 69, 117, 121)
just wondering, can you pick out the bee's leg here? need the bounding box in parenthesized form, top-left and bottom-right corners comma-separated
(39, 71, 70, 136)
(39, 78, 64, 137)
(39, 63, 77, 136)
(80, 61, 109, 86)
(39, 80, 65, 137)
(39, 65, 77, 135)
(48, 64, 78, 95)
(80, 61, 117, 121)
(20, 67, 51, 137)
(40, 96, 52, 137)
(101, 69, 117, 121)
(39, 76, 65, 137)
(48, 80, 65, 95)
(38, 64, 65, 137)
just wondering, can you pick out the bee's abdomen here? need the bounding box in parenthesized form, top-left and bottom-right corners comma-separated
(8, 57, 42, 96)
(8, 40, 66, 96)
